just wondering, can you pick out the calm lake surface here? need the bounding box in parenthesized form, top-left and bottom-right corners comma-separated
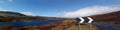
(0, 20, 62, 28)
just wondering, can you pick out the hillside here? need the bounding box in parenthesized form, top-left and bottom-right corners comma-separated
(0, 11, 120, 30)
(0, 11, 26, 22)
(90, 11, 120, 25)
(0, 11, 26, 16)
(0, 11, 119, 23)
(0, 11, 98, 30)
(0, 11, 69, 22)
(0, 11, 119, 24)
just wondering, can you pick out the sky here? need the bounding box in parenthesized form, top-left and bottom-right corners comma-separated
(0, 0, 120, 18)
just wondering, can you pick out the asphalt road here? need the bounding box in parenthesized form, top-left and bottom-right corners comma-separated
(92, 23, 120, 30)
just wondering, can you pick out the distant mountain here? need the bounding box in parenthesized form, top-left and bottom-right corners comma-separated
(0, 11, 67, 22)
(0, 11, 119, 30)
(0, 11, 27, 22)
(0, 11, 26, 16)
(1, 11, 119, 25)
(90, 11, 120, 25)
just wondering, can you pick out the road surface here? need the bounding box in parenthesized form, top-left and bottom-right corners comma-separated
(92, 23, 120, 30)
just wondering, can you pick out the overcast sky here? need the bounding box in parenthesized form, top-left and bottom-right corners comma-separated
(0, 0, 120, 18)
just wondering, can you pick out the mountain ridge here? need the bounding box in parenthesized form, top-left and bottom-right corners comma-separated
(89, 11, 120, 25)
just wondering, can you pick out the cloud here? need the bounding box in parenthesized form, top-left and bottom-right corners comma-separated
(0, 8, 34, 16)
(60, 5, 120, 18)
(8, 0, 13, 2)
(0, 8, 1, 9)
(21, 12, 34, 16)
(0, 8, 10, 11)
(0, 0, 13, 3)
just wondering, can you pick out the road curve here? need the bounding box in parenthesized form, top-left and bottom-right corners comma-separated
(92, 23, 120, 30)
